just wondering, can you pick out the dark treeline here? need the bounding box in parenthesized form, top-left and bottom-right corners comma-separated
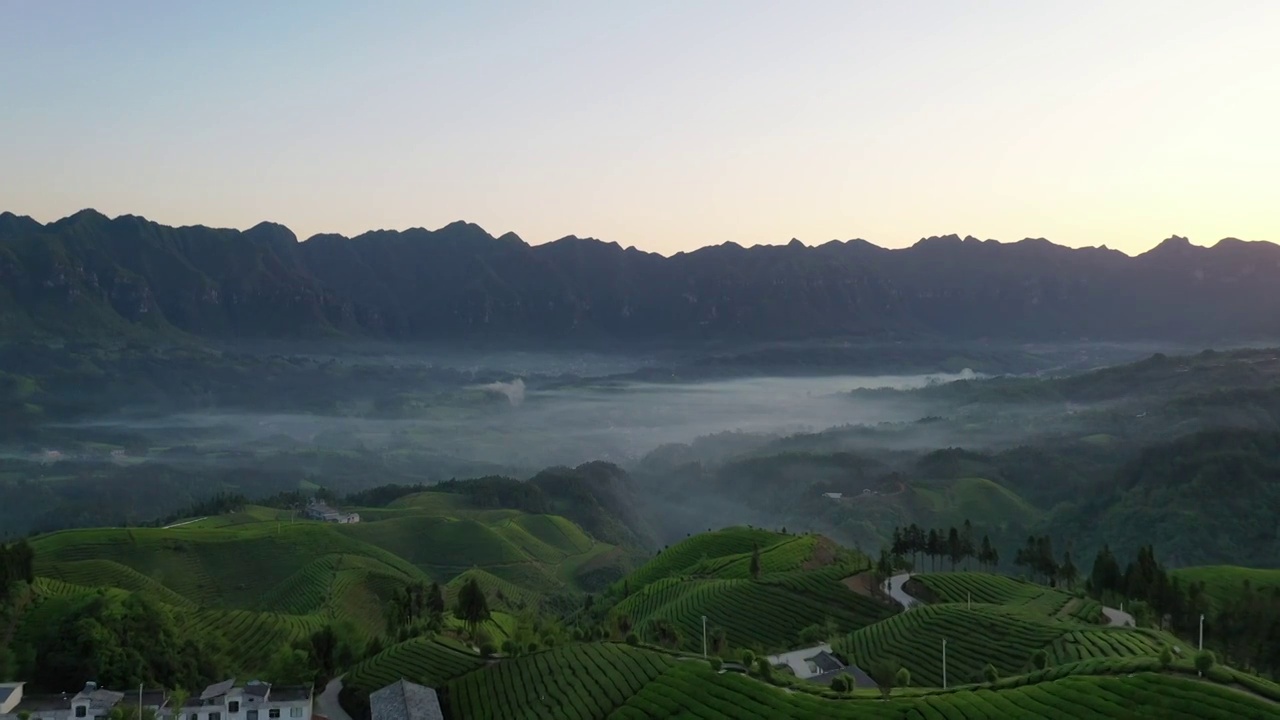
(887, 521, 1000, 574)
(0, 539, 34, 600)
(1088, 545, 1280, 677)
(343, 483, 429, 507)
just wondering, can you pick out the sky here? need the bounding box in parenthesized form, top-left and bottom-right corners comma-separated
(2, 1, 1277, 256)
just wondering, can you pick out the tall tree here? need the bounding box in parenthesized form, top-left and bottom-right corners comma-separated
(454, 578, 492, 637)
(749, 543, 761, 580)
(979, 535, 995, 571)
(1059, 551, 1078, 591)
(960, 520, 975, 571)
(1089, 545, 1122, 597)
(926, 530, 941, 572)
(427, 581, 446, 616)
(946, 527, 962, 572)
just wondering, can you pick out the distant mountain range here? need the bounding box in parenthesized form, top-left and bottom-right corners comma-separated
(2, 209, 1278, 344)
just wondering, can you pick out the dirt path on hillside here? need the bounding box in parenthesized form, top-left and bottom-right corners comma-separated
(317, 676, 354, 720)
(841, 571, 877, 597)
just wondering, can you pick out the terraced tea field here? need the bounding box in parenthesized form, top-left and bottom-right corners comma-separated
(623, 527, 790, 588)
(344, 637, 486, 699)
(615, 572, 892, 654)
(445, 643, 677, 720)
(836, 603, 1166, 687)
(913, 572, 1103, 622)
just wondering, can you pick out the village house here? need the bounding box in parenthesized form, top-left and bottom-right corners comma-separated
(183, 679, 313, 720)
(304, 500, 360, 524)
(0, 682, 169, 720)
(764, 644, 878, 688)
(0, 680, 313, 720)
(369, 680, 442, 720)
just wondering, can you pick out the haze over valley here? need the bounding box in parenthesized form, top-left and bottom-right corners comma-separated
(5, 4, 1280, 718)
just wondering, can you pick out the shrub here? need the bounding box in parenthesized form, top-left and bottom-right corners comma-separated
(709, 657, 722, 672)
(1030, 649, 1049, 670)
(1195, 650, 1216, 674)
(829, 675, 850, 693)
(755, 657, 773, 679)
(478, 642, 496, 658)
(982, 663, 998, 683)
(740, 649, 756, 667)
(798, 623, 826, 645)
(625, 632, 639, 646)
(1159, 646, 1172, 668)
(895, 667, 911, 688)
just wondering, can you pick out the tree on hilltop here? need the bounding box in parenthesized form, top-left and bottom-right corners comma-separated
(749, 543, 761, 579)
(454, 577, 491, 637)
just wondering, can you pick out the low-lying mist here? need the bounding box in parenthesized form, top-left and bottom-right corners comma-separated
(38, 368, 981, 474)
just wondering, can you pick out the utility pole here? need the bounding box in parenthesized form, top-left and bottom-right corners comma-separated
(702, 615, 708, 658)
(1199, 613, 1204, 651)
(942, 638, 949, 687)
(967, 592, 971, 610)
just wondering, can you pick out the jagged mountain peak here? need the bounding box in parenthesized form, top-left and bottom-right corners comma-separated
(2, 210, 1278, 344)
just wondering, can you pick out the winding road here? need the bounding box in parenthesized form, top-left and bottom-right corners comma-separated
(885, 572, 1135, 628)
(885, 573, 922, 609)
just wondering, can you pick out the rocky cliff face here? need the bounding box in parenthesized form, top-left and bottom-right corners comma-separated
(2, 210, 1278, 344)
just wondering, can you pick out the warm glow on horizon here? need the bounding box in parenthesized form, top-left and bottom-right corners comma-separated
(2, 1, 1277, 256)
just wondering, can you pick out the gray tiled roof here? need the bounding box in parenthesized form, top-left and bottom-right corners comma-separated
(805, 651, 844, 673)
(268, 686, 312, 702)
(87, 689, 125, 709)
(811, 664, 878, 689)
(200, 679, 237, 701)
(369, 681, 443, 720)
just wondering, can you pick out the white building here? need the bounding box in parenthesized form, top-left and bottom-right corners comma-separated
(183, 680, 313, 720)
(0, 681, 312, 720)
(304, 500, 360, 524)
(0, 682, 168, 720)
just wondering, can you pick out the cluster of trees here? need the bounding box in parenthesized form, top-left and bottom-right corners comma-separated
(1089, 545, 1280, 677)
(1014, 535, 1077, 589)
(887, 521, 999, 573)
(0, 540, 34, 601)
(388, 581, 446, 636)
(17, 591, 224, 691)
(266, 623, 363, 686)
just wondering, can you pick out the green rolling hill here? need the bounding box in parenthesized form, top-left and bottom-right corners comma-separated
(15, 491, 636, 675)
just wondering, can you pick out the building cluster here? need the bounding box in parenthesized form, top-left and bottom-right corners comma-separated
(0, 680, 312, 720)
(304, 500, 360, 524)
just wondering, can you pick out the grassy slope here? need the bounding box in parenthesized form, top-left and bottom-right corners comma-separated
(910, 477, 1040, 529)
(1171, 565, 1280, 609)
(20, 496, 632, 675)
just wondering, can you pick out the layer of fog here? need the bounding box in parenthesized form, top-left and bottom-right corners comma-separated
(36, 370, 980, 474)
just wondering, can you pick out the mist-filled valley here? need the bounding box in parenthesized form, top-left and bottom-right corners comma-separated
(6, 337, 1280, 572)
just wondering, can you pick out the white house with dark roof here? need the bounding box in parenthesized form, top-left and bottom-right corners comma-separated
(304, 500, 359, 524)
(180, 680, 312, 720)
(0, 682, 169, 720)
(369, 681, 442, 720)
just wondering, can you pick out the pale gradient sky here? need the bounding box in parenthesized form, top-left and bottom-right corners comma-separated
(2, 1, 1277, 255)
